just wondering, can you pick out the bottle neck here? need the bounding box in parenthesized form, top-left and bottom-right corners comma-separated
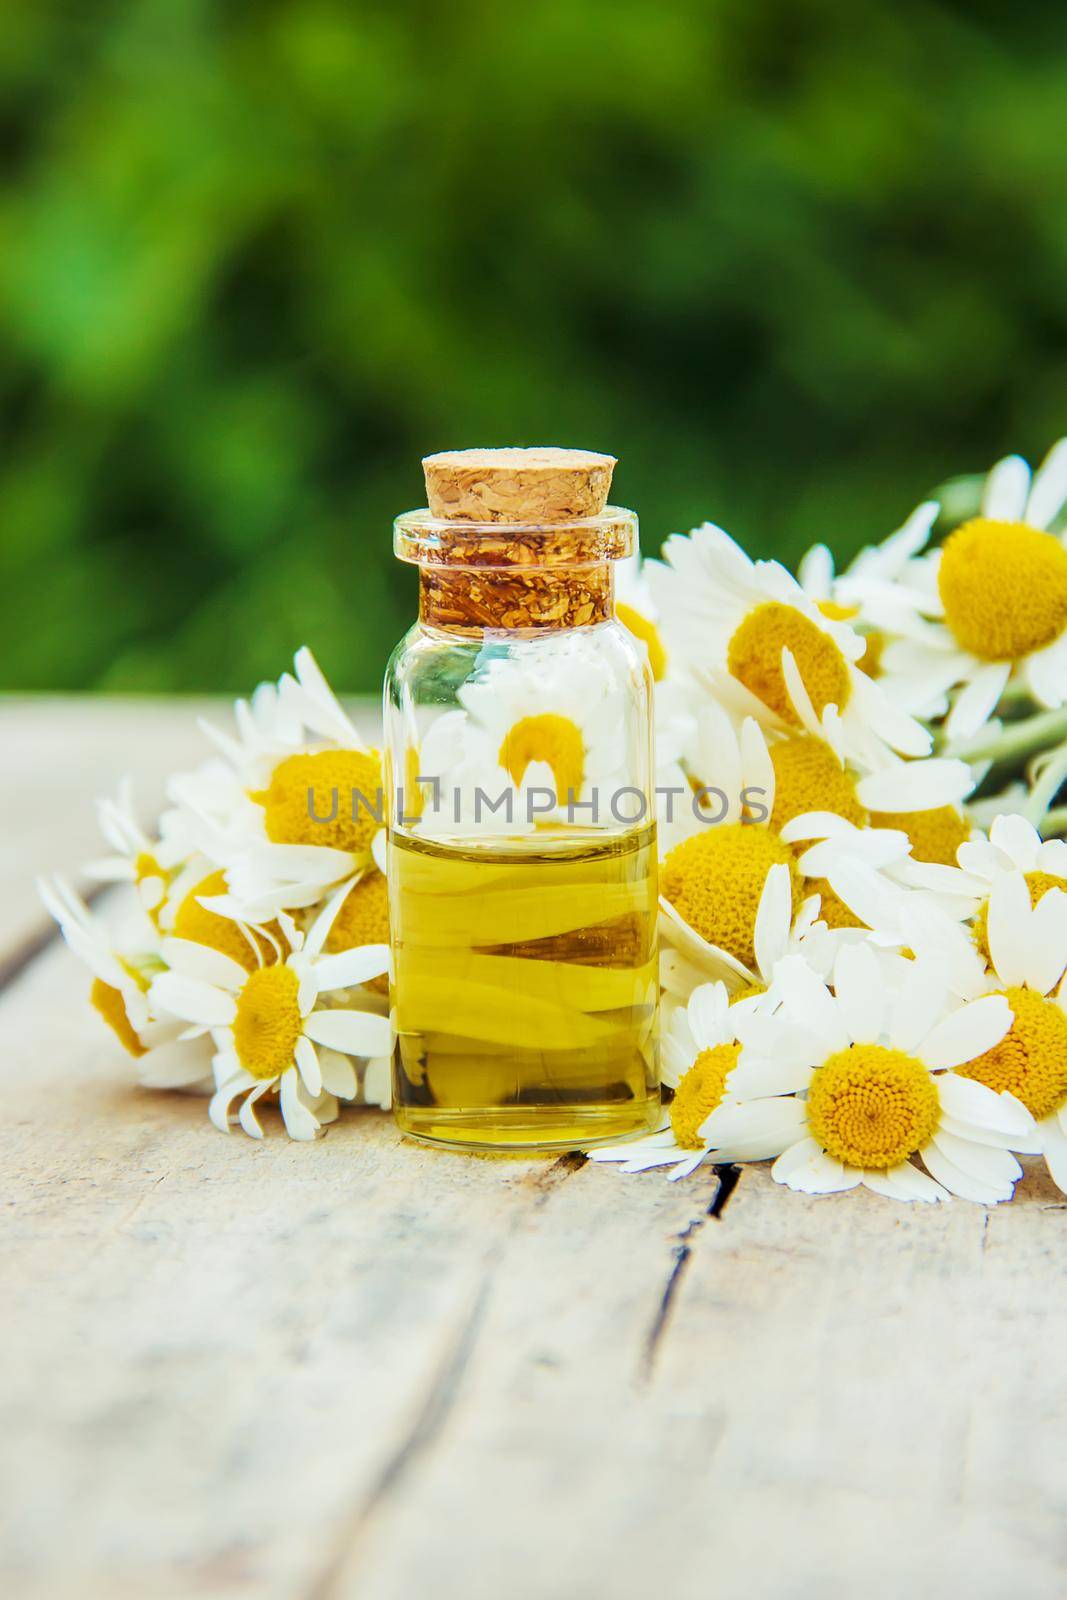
(418, 563, 614, 633)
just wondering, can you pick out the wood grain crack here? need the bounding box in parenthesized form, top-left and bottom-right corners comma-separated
(641, 1165, 741, 1379)
(305, 1155, 587, 1598)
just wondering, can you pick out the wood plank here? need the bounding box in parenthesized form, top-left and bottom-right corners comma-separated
(3, 703, 1066, 1599)
(0, 931, 711, 1599)
(2, 918, 1065, 1597)
(0, 694, 379, 971)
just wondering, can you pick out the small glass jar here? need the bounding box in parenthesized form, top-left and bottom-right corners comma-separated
(383, 448, 660, 1151)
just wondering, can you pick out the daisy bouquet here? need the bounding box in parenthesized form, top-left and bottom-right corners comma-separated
(43, 439, 1067, 1203)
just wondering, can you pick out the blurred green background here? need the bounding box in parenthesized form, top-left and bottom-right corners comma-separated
(3, 0, 1067, 693)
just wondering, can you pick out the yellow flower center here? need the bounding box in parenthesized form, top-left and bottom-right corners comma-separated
(727, 602, 851, 726)
(662, 823, 801, 970)
(938, 518, 1067, 661)
(232, 964, 303, 1081)
(617, 601, 668, 681)
(973, 868, 1067, 967)
(499, 713, 585, 798)
(670, 1043, 741, 1149)
(173, 869, 286, 972)
(258, 748, 383, 855)
(90, 978, 146, 1057)
(325, 870, 391, 995)
(957, 984, 1067, 1120)
(806, 1044, 940, 1170)
(869, 806, 970, 868)
(770, 736, 867, 834)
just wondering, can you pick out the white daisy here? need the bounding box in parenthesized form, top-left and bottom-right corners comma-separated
(148, 884, 392, 1140)
(409, 634, 638, 836)
(952, 870, 1067, 1193)
(702, 945, 1028, 1203)
(957, 809, 1067, 895)
(184, 647, 385, 915)
(880, 439, 1067, 740)
(657, 715, 957, 989)
(84, 779, 195, 923)
(798, 497, 940, 643)
(590, 979, 767, 1181)
(647, 522, 932, 768)
(39, 876, 214, 1091)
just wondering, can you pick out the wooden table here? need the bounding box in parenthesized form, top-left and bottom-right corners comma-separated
(2, 697, 1065, 1600)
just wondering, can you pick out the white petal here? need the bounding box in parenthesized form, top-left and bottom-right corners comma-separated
(982, 453, 1031, 521)
(918, 996, 1012, 1070)
(739, 716, 775, 810)
(158, 938, 249, 992)
(302, 1008, 393, 1057)
(318, 1047, 359, 1100)
(1025, 438, 1067, 529)
(920, 1140, 1015, 1204)
(774, 955, 848, 1050)
(701, 1096, 806, 1158)
(855, 758, 974, 814)
(832, 941, 884, 1044)
(945, 663, 1011, 742)
(279, 1069, 322, 1140)
(864, 1162, 949, 1203)
(798, 542, 834, 597)
(209, 1070, 257, 1134)
(238, 1082, 273, 1139)
(362, 1057, 392, 1108)
(686, 982, 730, 1050)
(753, 864, 793, 984)
(989, 811, 1042, 871)
(303, 877, 358, 959)
(937, 1074, 1035, 1137)
(313, 944, 391, 993)
(930, 1130, 1021, 1188)
(985, 871, 1032, 987)
(149, 972, 237, 1028)
(1024, 887, 1067, 996)
(848, 669, 932, 757)
(295, 1034, 322, 1095)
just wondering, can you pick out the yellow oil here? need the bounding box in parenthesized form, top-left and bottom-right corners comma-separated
(389, 822, 661, 1150)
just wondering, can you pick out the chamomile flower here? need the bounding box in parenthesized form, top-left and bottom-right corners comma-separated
(39, 877, 214, 1090)
(701, 945, 1028, 1203)
(186, 648, 385, 915)
(780, 811, 983, 957)
(797, 498, 941, 665)
(882, 439, 1067, 740)
(953, 871, 1067, 1191)
(766, 729, 975, 867)
(590, 980, 753, 1180)
(957, 811, 1067, 897)
(615, 553, 669, 685)
(647, 522, 932, 768)
(412, 636, 634, 836)
(658, 714, 954, 984)
(84, 779, 195, 923)
(148, 883, 392, 1140)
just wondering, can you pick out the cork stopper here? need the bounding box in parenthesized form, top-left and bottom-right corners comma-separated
(422, 447, 616, 524)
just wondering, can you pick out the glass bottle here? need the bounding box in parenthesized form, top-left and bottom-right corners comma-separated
(383, 448, 660, 1151)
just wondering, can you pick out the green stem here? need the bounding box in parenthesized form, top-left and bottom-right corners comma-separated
(1024, 741, 1067, 826)
(945, 703, 1067, 764)
(1043, 805, 1067, 836)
